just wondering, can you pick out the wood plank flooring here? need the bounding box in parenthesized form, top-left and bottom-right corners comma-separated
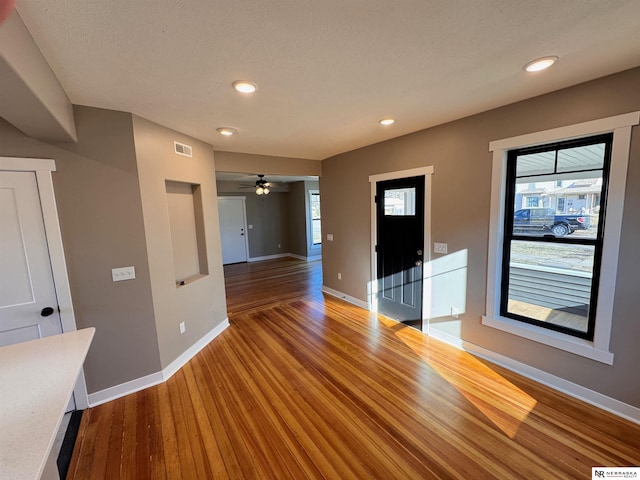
(67, 257, 640, 479)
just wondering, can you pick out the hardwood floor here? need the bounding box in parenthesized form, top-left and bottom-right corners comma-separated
(68, 257, 640, 479)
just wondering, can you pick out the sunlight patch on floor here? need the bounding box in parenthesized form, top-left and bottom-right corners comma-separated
(393, 324, 538, 438)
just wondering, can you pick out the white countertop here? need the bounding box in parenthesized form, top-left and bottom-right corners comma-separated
(0, 328, 95, 480)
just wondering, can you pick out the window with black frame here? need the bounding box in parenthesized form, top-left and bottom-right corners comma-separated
(500, 133, 613, 340)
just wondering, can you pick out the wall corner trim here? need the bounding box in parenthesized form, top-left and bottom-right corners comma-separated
(427, 328, 640, 425)
(87, 318, 229, 407)
(162, 319, 229, 381)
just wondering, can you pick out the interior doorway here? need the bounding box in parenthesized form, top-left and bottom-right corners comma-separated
(218, 196, 249, 265)
(0, 158, 88, 410)
(0, 171, 65, 344)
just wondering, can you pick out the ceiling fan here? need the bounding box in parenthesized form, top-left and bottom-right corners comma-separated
(240, 174, 271, 195)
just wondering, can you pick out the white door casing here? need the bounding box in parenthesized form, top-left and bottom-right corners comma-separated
(0, 171, 63, 345)
(0, 157, 88, 409)
(218, 196, 249, 265)
(369, 166, 434, 332)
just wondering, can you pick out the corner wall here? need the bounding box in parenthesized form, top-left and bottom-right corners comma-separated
(321, 67, 640, 408)
(288, 180, 321, 258)
(0, 106, 162, 394)
(133, 115, 228, 369)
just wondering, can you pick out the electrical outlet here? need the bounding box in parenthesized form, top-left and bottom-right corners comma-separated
(338, 272, 342, 280)
(179, 322, 186, 334)
(451, 306, 459, 319)
(112, 266, 135, 282)
(434, 242, 448, 254)
(278, 243, 281, 248)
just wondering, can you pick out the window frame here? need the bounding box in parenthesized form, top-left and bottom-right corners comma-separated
(500, 134, 613, 341)
(309, 190, 321, 247)
(483, 112, 639, 364)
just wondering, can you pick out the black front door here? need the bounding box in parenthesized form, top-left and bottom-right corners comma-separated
(376, 176, 424, 329)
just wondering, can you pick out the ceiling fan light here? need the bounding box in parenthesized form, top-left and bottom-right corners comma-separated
(256, 186, 264, 195)
(263, 187, 270, 195)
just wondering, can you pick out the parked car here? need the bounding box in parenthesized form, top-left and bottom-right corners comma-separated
(513, 208, 591, 237)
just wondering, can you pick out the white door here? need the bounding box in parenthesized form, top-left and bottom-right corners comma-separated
(0, 171, 64, 345)
(218, 197, 248, 265)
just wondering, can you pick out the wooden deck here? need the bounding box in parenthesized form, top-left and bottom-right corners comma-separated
(67, 257, 640, 479)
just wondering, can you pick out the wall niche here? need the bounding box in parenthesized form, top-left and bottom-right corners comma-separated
(165, 181, 208, 286)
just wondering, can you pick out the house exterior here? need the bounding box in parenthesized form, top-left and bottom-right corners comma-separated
(516, 179, 602, 214)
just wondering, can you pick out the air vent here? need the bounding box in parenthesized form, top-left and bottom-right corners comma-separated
(174, 141, 193, 157)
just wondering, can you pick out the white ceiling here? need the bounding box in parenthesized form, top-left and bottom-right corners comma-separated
(14, 1, 640, 160)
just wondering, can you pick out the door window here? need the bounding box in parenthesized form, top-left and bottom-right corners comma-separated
(383, 187, 416, 216)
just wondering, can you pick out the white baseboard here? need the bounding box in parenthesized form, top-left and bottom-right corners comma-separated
(88, 371, 164, 407)
(162, 319, 229, 381)
(288, 253, 322, 262)
(88, 318, 229, 407)
(427, 327, 640, 425)
(249, 253, 322, 262)
(322, 285, 369, 310)
(248, 253, 289, 262)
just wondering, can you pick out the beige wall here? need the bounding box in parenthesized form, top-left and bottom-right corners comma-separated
(0, 105, 230, 392)
(288, 181, 321, 258)
(216, 187, 290, 259)
(287, 182, 308, 257)
(0, 106, 162, 393)
(0, 11, 76, 141)
(321, 67, 640, 407)
(217, 180, 321, 259)
(133, 115, 227, 369)
(215, 150, 321, 176)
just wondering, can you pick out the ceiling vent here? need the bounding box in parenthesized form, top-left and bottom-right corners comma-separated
(174, 141, 193, 157)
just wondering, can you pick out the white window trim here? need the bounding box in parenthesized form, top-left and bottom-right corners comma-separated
(483, 112, 639, 365)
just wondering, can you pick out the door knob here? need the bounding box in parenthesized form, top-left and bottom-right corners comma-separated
(417, 249, 422, 255)
(41, 307, 55, 317)
(415, 260, 423, 266)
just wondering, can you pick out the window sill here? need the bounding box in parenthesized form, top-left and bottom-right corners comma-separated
(482, 315, 614, 364)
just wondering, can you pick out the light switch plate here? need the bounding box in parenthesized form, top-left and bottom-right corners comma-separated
(434, 243, 448, 254)
(112, 266, 136, 282)
(327, 233, 334, 241)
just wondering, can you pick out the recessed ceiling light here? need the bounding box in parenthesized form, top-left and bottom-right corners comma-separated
(232, 81, 258, 93)
(379, 118, 395, 126)
(523, 56, 558, 72)
(217, 127, 237, 136)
